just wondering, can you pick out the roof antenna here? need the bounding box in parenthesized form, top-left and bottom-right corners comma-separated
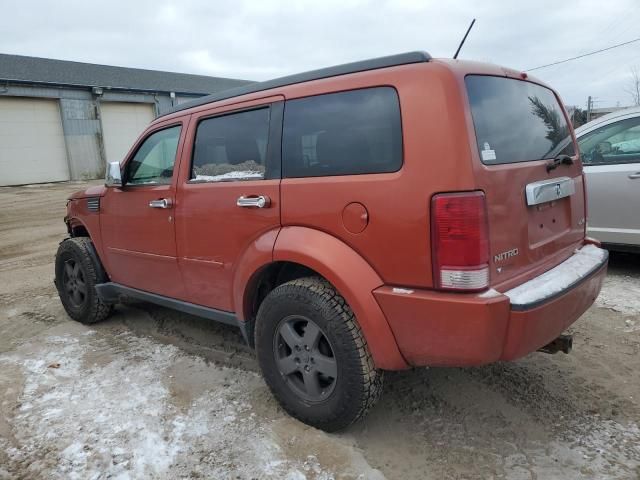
(453, 18, 476, 59)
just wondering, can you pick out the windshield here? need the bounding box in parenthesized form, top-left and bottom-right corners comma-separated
(466, 75, 575, 165)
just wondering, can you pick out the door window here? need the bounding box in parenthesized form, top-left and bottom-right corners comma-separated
(578, 116, 640, 165)
(126, 126, 182, 185)
(191, 108, 270, 182)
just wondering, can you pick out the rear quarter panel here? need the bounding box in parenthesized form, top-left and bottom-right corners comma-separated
(280, 62, 476, 288)
(273, 226, 409, 370)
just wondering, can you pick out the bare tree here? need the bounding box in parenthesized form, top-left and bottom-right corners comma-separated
(625, 67, 640, 106)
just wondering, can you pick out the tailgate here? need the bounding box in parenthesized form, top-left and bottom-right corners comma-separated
(465, 75, 586, 287)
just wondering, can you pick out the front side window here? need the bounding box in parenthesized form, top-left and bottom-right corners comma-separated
(282, 87, 403, 178)
(126, 126, 181, 185)
(191, 108, 270, 182)
(466, 76, 575, 164)
(577, 116, 640, 165)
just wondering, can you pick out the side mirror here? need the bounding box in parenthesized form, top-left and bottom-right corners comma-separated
(105, 161, 123, 187)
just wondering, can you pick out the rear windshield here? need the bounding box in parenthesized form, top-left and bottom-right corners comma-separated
(466, 75, 575, 165)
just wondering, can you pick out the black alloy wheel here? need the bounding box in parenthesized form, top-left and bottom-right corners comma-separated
(55, 237, 113, 324)
(273, 314, 338, 402)
(255, 276, 383, 431)
(62, 258, 88, 308)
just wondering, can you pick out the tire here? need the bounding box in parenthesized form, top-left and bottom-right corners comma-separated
(55, 237, 113, 324)
(255, 276, 383, 431)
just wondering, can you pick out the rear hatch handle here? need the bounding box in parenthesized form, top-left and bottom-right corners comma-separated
(546, 154, 574, 173)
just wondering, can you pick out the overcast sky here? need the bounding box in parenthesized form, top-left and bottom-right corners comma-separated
(3, 0, 639, 108)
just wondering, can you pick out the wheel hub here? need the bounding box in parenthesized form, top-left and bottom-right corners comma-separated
(300, 351, 311, 365)
(62, 259, 87, 308)
(273, 315, 338, 402)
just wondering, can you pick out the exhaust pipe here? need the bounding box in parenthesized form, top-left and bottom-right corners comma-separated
(538, 334, 573, 355)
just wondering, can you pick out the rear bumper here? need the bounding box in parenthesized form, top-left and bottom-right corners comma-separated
(374, 245, 608, 367)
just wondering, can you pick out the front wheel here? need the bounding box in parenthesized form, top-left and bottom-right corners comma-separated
(55, 237, 113, 324)
(255, 277, 383, 431)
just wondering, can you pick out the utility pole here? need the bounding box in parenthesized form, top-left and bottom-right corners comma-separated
(587, 96, 592, 122)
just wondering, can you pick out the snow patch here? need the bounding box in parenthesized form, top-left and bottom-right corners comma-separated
(505, 245, 607, 305)
(3, 334, 183, 479)
(0, 331, 381, 479)
(596, 273, 640, 315)
(549, 418, 640, 475)
(194, 170, 263, 182)
(392, 288, 414, 295)
(478, 288, 501, 298)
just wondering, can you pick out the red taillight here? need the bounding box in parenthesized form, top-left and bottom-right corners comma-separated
(431, 191, 489, 291)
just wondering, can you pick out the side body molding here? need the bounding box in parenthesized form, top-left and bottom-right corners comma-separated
(271, 226, 408, 370)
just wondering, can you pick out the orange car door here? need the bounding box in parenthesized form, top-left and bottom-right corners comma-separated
(175, 97, 284, 311)
(100, 117, 189, 299)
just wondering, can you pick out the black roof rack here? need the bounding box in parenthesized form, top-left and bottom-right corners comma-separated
(161, 51, 431, 117)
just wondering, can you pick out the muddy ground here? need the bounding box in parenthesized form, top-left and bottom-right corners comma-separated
(0, 182, 638, 480)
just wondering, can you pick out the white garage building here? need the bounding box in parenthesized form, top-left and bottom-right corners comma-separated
(0, 54, 250, 186)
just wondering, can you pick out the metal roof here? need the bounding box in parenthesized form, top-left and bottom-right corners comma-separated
(162, 51, 432, 116)
(0, 53, 251, 95)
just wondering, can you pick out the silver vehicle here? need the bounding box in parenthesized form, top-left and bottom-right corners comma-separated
(575, 107, 640, 251)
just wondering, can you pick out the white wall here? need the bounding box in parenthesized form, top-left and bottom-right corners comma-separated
(0, 97, 70, 186)
(100, 102, 156, 164)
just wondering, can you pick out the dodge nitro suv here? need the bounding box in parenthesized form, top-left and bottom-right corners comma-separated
(55, 51, 608, 431)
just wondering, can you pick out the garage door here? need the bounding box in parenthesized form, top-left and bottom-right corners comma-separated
(0, 97, 69, 186)
(100, 102, 155, 164)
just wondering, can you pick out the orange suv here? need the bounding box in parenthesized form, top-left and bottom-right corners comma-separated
(55, 51, 608, 431)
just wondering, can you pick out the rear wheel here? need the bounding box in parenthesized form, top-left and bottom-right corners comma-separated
(55, 237, 113, 324)
(255, 277, 383, 431)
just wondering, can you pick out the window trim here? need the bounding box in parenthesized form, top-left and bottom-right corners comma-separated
(583, 156, 640, 166)
(122, 123, 184, 188)
(281, 85, 404, 179)
(187, 103, 282, 184)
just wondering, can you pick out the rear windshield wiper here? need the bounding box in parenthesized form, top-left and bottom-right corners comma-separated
(546, 154, 574, 173)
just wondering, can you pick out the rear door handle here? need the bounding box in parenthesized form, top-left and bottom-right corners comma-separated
(629, 172, 640, 179)
(236, 195, 270, 208)
(148, 198, 172, 208)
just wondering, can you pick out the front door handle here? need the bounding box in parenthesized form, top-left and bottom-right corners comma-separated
(629, 172, 640, 179)
(236, 195, 271, 208)
(149, 198, 172, 209)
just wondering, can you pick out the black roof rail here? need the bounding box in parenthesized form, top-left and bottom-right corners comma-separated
(161, 51, 431, 117)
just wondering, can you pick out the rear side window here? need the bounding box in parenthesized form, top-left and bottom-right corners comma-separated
(282, 87, 402, 178)
(466, 76, 575, 165)
(191, 108, 270, 182)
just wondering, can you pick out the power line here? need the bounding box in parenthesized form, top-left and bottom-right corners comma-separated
(525, 37, 640, 71)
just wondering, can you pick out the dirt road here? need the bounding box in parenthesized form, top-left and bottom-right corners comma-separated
(0, 182, 639, 479)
